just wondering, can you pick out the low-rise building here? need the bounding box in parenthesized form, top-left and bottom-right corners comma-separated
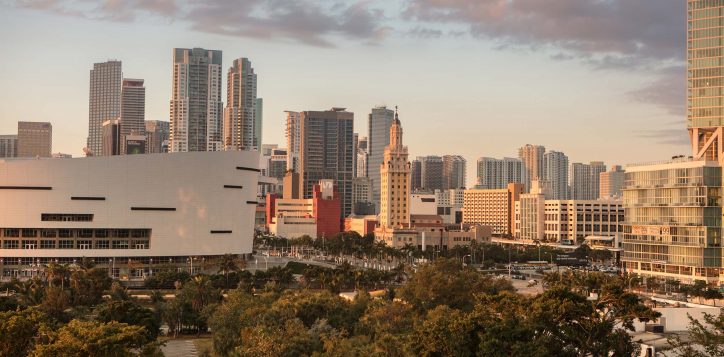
(266, 180, 341, 239)
(344, 215, 378, 236)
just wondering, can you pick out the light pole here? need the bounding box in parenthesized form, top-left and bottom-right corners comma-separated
(462, 254, 471, 268)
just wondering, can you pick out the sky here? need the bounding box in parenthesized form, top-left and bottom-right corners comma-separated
(0, 0, 689, 185)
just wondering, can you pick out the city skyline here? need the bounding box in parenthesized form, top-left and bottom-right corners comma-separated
(0, 1, 687, 185)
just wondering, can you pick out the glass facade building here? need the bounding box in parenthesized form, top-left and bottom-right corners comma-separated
(621, 159, 723, 283)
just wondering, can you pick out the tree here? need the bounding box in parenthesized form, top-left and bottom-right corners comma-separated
(95, 300, 161, 340)
(45, 263, 70, 289)
(0, 308, 51, 356)
(668, 308, 724, 357)
(399, 257, 514, 311)
(411, 305, 473, 356)
(40, 286, 70, 321)
(30, 320, 159, 357)
(217, 254, 240, 289)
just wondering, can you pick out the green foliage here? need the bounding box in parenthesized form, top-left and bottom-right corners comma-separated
(143, 268, 191, 289)
(399, 257, 514, 311)
(95, 300, 161, 340)
(668, 308, 724, 357)
(30, 319, 157, 357)
(0, 308, 51, 356)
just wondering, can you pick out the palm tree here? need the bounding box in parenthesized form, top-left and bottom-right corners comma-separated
(45, 262, 70, 289)
(217, 254, 240, 289)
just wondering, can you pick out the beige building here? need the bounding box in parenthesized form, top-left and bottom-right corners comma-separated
(600, 165, 625, 199)
(518, 144, 545, 189)
(17, 122, 52, 158)
(375, 109, 415, 247)
(0, 135, 17, 158)
(462, 183, 524, 236)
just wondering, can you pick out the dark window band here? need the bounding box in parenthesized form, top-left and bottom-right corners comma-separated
(223, 185, 243, 189)
(71, 197, 106, 201)
(131, 207, 176, 211)
(246, 201, 258, 205)
(210, 230, 232, 234)
(0, 186, 52, 190)
(236, 166, 261, 172)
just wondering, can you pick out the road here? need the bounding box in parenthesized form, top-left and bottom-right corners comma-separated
(161, 339, 197, 357)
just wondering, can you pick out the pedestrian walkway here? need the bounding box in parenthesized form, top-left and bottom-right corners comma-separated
(162, 339, 198, 357)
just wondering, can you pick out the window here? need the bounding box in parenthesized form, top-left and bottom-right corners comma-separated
(112, 240, 129, 249)
(3, 240, 19, 249)
(22, 240, 36, 249)
(96, 240, 110, 249)
(95, 229, 108, 238)
(41, 229, 57, 238)
(77, 240, 92, 249)
(78, 229, 93, 238)
(59, 229, 73, 238)
(21, 229, 37, 237)
(59, 240, 74, 249)
(4, 229, 19, 238)
(41, 214, 93, 222)
(40, 240, 56, 249)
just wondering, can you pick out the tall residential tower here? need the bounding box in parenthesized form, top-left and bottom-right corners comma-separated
(87, 60, 122, 156)
(169, 48, 223, 152)
(224, 58, 261, 151)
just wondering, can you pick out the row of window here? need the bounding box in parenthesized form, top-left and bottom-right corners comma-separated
(2, 229, 150, 239)
(2, 239, 149, 250)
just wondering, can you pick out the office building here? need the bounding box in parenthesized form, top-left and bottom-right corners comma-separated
(443, 155, 466, 189)
(518, 144, 545, 188)
(119, 79, 145, 155)
(87, 60, 122, 156)
(411, 159, 422, 191)
(600, 165, 625, 199)
(101, 119, 121, 156)
(285, 111, 301, 172)
(298, 108, 354, 218)
(224, 58, 261, 151)
(462, 183, 524, 236)
(543, 150, 569, 199)
(410, 193, 437, 216)
(515, 181, 547, 242)
(435, 189, 465, 224)
(368, 106, 395, 210)
(17, 122, 52, 158)
(476, 157, 527, 189)
(0, 151, 258, 278)
(0, 135, 17, 158)
(170, 48, 223, 152)
(590, 161, 607, 199)
(570, 161, 606, 200)
(124, 134, 146, 155)
(420, 155, 444, 191)
(352, 177, 373, 212)
(145, 120, 170, 154)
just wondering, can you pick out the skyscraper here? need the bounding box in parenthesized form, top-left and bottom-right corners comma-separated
(689, 1, 724, 162)
(420, 155, 444, 191)
(120, 78, 145, 155)
(442, 155, 466, 189)
(170, 48, 223, 152)
(285, 111, 301, 172)
(543, 151, 569, 199)
(368, 106, 395, 210)
(518, 144, 545, 189)
(87, 60, 122, 156)
(299, 108, 355, 218)
(0, 135, 17, 158)
(17, 122, 52, 158)
(145, 120, 170, 154)
(224, 58, 260, 151)
(102, 119, 121, 156)
(589, 161, 607, 199)
(411, 159, 422, 191)
(476, 157, 527, 189)
(378, 109, 410, 229)
(569, 163, 592, 200)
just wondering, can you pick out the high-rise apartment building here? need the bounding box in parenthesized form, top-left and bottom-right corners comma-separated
(600, 165, 625, 199)
(476, 157, 527, 190)
(570, 161, 606, 200)
(620, 1, 724, 284)
(120, 79, 145, 155)
(299, 108, 355, 218)
(518, 144, 545, 189)
(224, 58, 260, 151)
(420, 155, 444, 191)
(170, 48, 223, 152)
(543, 151, 569, 199)
(17, 122, 52, 158)
(0, 135, 17, 158)
(87, 60, 122, 156)
(590, 161, 607, 199)
(285, 111, 301, 172)
(368, 106, 395, 209)
(357, 147, 368, 178)
(443, 155, 466, 189)
(689, 0, 724, 162)
(145, 120, 170, 154)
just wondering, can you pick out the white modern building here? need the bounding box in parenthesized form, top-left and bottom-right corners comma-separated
(0, 151, 258, 279)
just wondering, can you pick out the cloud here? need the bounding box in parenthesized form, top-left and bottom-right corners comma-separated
(629, 66, 685, 116)
(404, 0, 684, 67)
(637, 128, 690, 146)
(11, 0, 388, 47)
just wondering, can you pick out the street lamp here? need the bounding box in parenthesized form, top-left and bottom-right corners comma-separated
(462, 254, 471, 268)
